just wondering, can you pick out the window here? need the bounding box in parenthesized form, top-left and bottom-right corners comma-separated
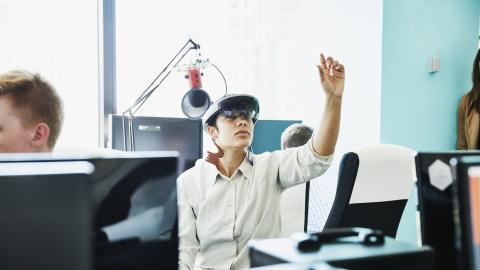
(0, 0, 99, 150)
(116, 0, 383, 155)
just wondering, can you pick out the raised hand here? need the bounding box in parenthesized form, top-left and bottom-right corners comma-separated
(317, 54, 345, 97)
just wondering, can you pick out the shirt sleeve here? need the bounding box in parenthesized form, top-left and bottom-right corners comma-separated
(277, 137, 333, 189)
(177, 175, 200, 270)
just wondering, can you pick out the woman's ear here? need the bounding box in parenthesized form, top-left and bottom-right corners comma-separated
(207, 126, 218, 139)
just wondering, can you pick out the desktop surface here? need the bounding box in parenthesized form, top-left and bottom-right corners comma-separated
(249, 236, 433, 270)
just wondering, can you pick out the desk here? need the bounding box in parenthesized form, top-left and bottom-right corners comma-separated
(249, 236, 433, 270)
(250, 262, 344, 270)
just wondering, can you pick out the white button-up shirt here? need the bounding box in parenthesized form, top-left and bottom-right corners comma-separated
(177, 139, 332, 269)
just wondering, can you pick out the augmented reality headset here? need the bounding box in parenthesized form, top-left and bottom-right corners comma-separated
(203, 94, 260, 131)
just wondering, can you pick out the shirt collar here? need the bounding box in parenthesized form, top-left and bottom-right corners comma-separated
(207, 152, 255, 187)
(238, 154, 254, 180)
(206, 162, 220, 187)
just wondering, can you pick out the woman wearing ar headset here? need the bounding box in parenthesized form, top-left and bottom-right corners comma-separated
(457, 49, 480, 150)
(177, 53, 345, 270)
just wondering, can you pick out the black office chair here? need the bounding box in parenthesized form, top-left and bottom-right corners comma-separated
(323, 144, 415, 237)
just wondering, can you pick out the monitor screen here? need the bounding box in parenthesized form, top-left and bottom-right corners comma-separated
(251, 119, 301, 154)
(467, 167, 480, 270)
(0, 161, 94, 270)
(0, 151, 179, 270)
(451, 156, 480, 270)
(415, 151, 480, 270)
(109, 114, 202, 172)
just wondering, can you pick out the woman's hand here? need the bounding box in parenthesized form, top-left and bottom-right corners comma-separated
(317, 53, 345, 98)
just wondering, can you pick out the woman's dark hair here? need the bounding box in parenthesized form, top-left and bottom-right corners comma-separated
(467, 49, 480, 112)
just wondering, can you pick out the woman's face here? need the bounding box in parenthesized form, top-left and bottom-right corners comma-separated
(208, 114, 254, 151)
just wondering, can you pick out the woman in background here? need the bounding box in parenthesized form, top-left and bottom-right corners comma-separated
(457, 49, 480, 150)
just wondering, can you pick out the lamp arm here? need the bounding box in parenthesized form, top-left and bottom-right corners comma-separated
(123, 39, 199, 116)
(130, 47, 191, 115)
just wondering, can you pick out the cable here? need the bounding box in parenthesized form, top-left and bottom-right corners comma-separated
(209, 62, 228, 96)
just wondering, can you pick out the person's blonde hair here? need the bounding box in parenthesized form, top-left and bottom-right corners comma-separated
(0, 71, 63, 148)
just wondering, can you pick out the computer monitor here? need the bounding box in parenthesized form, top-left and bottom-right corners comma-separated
(0, 151, 179, 270)
(251, 119, 301, 154)
(415, 151, 480, 270)
(108, 114, 202, 172)
(451, 156, 480, 270)
(0, 160, 94, 270)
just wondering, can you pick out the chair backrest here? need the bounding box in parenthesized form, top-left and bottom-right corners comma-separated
(324, 144, 415, 237)
(279, 183, 307, 236)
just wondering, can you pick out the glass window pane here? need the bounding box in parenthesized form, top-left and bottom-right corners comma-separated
(0, 0, 99, 150)
(116, 0, 383, 155)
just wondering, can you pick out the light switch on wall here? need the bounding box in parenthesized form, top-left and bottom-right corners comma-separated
(428, 57, 440, 73)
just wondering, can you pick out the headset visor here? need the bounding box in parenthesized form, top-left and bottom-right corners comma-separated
(218, 96, 259, 122)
